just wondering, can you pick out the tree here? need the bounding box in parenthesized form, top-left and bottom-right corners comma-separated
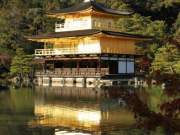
(173, 13, 180, 37)
(122, 0, 180, 28)
(117, 14, 167, 38)
(151, 44, 180, 74)
(10, 48, 33, 81)
(96, 0, 130, 9)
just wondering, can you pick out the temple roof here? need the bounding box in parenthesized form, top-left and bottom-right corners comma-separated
(27, 29, 152, 40)
(48, 0, 133, 16)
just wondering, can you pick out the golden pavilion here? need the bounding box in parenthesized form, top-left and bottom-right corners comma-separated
(28, 0, 150, 87)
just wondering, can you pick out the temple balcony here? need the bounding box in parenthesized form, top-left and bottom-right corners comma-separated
(35, 48, 101, 56)
(35, 68, 109, 77)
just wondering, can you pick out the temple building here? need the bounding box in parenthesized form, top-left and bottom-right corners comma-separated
(28, 0, 151, 87)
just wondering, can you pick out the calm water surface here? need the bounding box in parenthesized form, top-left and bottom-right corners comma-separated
(0, 86, 179, 135)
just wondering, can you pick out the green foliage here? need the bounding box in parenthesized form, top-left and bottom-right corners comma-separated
(151, 44, 180, 74)
(145, 86, 168, 112)
(124, 0, 180, 11)
(118, 14, 167, 38)
(173, 13, 180, 37)
(0, 14, 16, 55)
(155, 0, 180, 8)
(10, 48, 33, 78)
(97, 0, 130, 10)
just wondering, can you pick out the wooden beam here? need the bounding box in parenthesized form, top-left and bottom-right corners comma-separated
(40, 57, 100, 61)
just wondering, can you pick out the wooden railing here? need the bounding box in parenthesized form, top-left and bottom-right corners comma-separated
(35, 48, 100, 56)
(35, 68, 109, 77)
(35, 49, 55, 56)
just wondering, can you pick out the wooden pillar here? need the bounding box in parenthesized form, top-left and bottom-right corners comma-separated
(62, 60, 64, 76)
(133, 56, 136, 75)
(42, 61, 47, 73)
(107, 59, 110, 74)
(44, 42, 47, 49)
(77, 60, 80, 75)
(98, 57, 101, 74)
(126, 56, 128, 74)
(77, 61, 80, 69)
(53, 59, 55, 73)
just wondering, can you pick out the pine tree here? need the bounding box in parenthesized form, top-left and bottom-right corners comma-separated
(151, 44, 180, 74)
(10, 48, 33, 81)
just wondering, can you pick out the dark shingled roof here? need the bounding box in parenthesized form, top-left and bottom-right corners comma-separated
(27, 29, 152, 40)
(48, 0, 133, 16)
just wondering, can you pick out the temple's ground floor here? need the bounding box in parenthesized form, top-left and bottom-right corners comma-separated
(35, 76, 142, 88)
(34, 54, 144, 87)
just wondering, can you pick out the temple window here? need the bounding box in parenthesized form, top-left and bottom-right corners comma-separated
(118, 58, 134, 74)
(55, 20, 65, 29)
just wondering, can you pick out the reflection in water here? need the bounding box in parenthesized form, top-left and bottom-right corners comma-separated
(30, 87, 135, 132)
(78, 111, 101, 124)
(0, 86, 179, 135)
(55, 130, 91, 135)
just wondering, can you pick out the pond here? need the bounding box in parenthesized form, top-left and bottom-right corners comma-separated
(0, 86, 179, 135)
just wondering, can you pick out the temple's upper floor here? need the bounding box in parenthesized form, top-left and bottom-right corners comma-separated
(27, 29, 151, 56)
(47, 0, 133, 32)
(55, 15, 116, 32)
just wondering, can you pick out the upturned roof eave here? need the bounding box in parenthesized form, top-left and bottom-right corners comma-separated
(100, 31, 152, 41)
(47, 1, 133, 17)
(47, 7, 93, 17)
(48, 9, 134, 17)
(26, 30, 100, 41)
(26, 29, 152, 42)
